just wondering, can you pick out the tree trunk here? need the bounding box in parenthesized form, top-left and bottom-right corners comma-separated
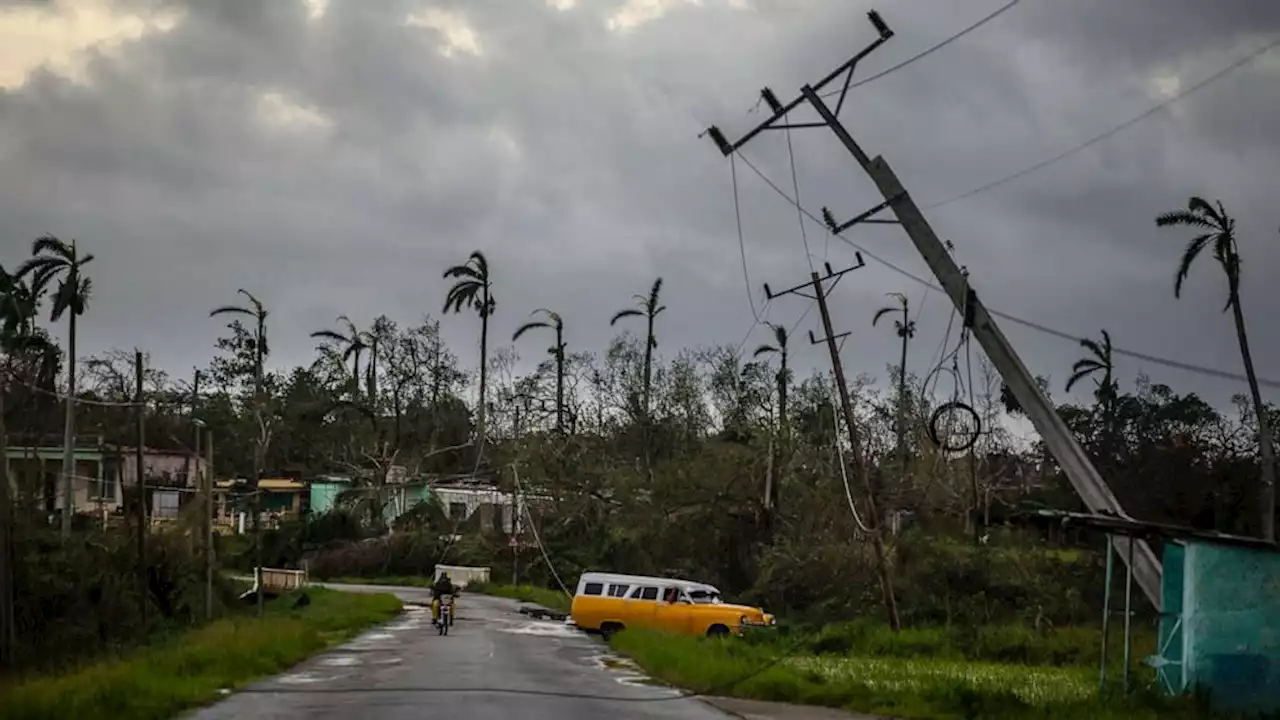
(642, 318, 653, 422)
(478, 301, 489, 444)
(772, 359, 787, 513)
(352, 351, 361, 400)
(393, 392, 403, 451)
(1231, 295, 1276, 541)
(61, 311, 77, 538)
(555, 328, 565, 435)
(368, 338, 378, 399)
(642, 315, 654, 478)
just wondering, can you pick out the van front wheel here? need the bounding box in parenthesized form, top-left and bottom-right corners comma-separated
(706, 624, 731, 638)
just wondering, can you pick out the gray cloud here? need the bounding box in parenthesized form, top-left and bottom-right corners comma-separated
(1, 0, 1278, 413)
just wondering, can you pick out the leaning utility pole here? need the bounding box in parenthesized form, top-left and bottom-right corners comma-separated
(135, 349, 148, 627)
(702, 9, 1163, 609)
(764, 259, 901, 632)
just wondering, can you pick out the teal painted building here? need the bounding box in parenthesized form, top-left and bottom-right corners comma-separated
(308, 476, 431, 526)
(1154, 539, 1280, 713)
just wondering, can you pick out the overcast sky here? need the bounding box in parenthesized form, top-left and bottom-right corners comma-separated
(1, 0, 1278, 413)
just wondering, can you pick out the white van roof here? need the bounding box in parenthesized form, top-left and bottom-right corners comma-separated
(576, 571, 720, 595)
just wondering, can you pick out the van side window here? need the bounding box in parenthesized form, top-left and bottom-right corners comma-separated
(608, 583, 630, 597)
(582, 582, 604, 596)
(639, 586, 659, 601)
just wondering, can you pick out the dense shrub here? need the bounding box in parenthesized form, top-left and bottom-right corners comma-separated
(12, 521, 240, 674)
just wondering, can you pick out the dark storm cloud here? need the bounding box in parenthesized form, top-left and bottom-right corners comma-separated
(0, 0, 1277, 414)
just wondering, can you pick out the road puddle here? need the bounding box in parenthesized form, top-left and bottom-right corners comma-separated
(498, 620, 581, 638)
(588, 653, 682, 695)
(319, 655, 360, 667)
(277, 670, 349, 685)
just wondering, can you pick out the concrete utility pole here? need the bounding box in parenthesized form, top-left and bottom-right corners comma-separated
(702, 9, 1163, 609)
(764, 260, 901, 631)
(135, 349, 148, 627)
(0, 380, 14, 669)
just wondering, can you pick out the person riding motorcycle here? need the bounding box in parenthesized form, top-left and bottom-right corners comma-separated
(431, 572, 457, 626)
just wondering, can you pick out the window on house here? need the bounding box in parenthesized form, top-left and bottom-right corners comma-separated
(582, 582, 604, 596)
(99, 462, 117, 501)
(152, 490, 180, 518)
(448, 502, 467, 519)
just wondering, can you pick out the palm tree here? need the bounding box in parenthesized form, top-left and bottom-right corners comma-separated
(1066, 329, 1119, 462)
(873, 292, 915, 496)
(311, 316, 368, 398)
(210, 289, 268, 614)
(1065, 329, 1115, 401)
(513, 309, 566, 434)
(754, 323, 790, 512)
(16, 236, 93, 538)
(610, 277, 665, 424)
(443, 251, 495, 442)
(1157, 197, 1276, 540)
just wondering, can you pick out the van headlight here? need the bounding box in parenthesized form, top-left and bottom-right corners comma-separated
(740, 614, 750, 626)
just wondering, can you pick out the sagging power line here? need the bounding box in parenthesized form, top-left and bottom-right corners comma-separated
(730, 150, 1280, 391)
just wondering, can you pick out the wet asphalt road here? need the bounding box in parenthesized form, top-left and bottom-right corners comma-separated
(187, 583, 732, 720)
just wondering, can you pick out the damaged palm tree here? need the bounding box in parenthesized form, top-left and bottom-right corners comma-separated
(513, 309, 568, 435)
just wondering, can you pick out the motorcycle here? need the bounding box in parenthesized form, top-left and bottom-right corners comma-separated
(435, 594, 454, 636)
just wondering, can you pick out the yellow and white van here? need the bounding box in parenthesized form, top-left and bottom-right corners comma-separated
(569, 572, 775, 638)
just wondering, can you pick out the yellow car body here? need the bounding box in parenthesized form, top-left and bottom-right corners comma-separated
(569, 572, 775, 638)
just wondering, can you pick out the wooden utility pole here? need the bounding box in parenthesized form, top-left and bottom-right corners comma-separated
(0, 381, 15, 669)
(701, 8, 1163, 611)
(251, 319, 265, 617)
(134, 349, 148, 627)
(189, 370, 200, 487)
(763, 260, 901, 631)
(205, 431, 214, 621)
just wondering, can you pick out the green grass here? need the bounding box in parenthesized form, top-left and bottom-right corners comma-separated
(468, 582, 571, 612)
(611, 629, 1207, 720)
(0, 588, 402, 720)
(801, 618, 1158, 668)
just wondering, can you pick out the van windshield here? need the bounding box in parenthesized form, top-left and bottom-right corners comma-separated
(688, 590, 722, 604)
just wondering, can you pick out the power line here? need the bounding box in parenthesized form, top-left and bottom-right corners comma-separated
(925, 33, 1280, 210)
(732, 151, 1280, 390)
(729, 154, 763, 322)
(819, 0, 1024, 99)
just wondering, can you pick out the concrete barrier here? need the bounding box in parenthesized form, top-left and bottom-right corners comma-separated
(434, 564, 490, 588)
(239, 567, 309, 600)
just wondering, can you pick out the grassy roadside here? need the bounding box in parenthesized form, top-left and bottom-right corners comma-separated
(610, 629, 1207, 720)
(319, 576, 571, 613)
(0, 588, 403, 720)
(466, 582, 571, 612)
